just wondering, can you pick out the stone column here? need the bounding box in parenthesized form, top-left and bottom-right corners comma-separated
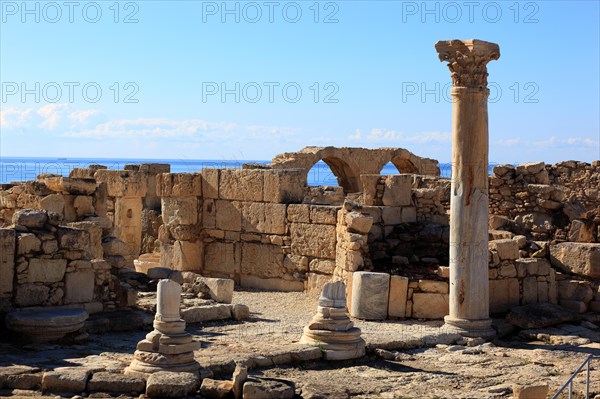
(435, 39, 500, 338)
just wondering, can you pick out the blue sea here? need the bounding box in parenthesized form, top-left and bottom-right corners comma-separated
(0, 156, 457, 186)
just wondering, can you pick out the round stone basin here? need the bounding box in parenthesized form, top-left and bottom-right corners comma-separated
(5, 308, 89, 343)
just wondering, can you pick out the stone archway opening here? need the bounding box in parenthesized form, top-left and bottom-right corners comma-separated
(389, 157, 419, 174)
(307, 156, 360, 194)
(307, 161, 339, 187)
(379, 161, 400, 176)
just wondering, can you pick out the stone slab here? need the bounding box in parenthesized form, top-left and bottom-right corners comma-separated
(350, 272, 390, 320)
(388, 276, 408, 318)
(506, 303, 577, 329)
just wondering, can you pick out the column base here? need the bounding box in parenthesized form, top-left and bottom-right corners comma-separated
(443, 316, 496, 340)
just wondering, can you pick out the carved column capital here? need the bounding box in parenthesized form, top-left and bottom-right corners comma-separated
(435, 39, 500, 88)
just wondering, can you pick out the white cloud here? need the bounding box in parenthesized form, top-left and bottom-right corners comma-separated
(0, 105, 305, 144)
(37, 103, 72, 129)
(0, 107, 34, 129)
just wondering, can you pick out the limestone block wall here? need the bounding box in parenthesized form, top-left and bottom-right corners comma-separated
(156, 173, 203, 272)
(153, 168, 343, 292)
(0, 176, 107, 229)
(332, 204, 373, 287)
(489, 161, 600, 242)
(1, 209, 129, 314)
(357, 233, 599, 320)
(92, 169, 147, 264)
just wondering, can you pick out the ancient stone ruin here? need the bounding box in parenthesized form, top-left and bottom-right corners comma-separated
(0, 39, 598, 398)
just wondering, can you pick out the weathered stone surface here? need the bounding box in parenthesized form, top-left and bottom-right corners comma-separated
(102, 237, 130, 257)
(241, 243, 285, 278)
(203, 277, 234, 303)
(381, 206, 402, 225)
(0, 229, 16, 295)
(418, 280, 448, 294)
(287, 204, 310, 223)
(1, 371, 43, 390)
(6, 308, 88, 342)
(28, 259, 67, 283)
(506, 303, 577, 329)
(232, 365, 248, 399)
(64, 269, 95, 304)
(309, 259, 335, 274)
(290, 223, 336, 259)
(306, 273, 331, 293)
(489, 279, 520, 314)
(171, 240, 203, 271)
(489, 239, 519, 261)
(39, 193, 65, 214)
(69, 221, 104, 259)
(517, 161, 545, 175)
(241, 202, 286, 235)
(199, 378, 233, 399)
(412, 293, 449, 319)
(42, 367, 91, 393)
(12, 209, 48, 229)
(522, 276, 538, 305)
(309, 205, 339, 225)
(239, 275, 304, 292)
(344, 211, 373, 234)
(401, 207, 417, 223)
(94, 170, 147, 197)
(87, 372, 145, 394)
(201, 168, 220, 199)
(14, 284, 50, 306)
(162, 196, 199, 226)
(220, 169, 263, 202)
(44, 176, 97, 195)
(17, 233, 41, 254)
(388, 276, 408, 318)
(231, 304, 250, 320)
(156, 173, 202, 197)
(568, 219, 594, 243)
(204, 242, 237, 276)
(181, 304, 231, 323)
(262, 169, 306, 204)
(242, 378, 295, 399)
(146, 371, 199, 398)
(350, 272, 390, 320)
(550, 242, 600, 278)
(382, 174, 412, 206)
(512, 383, 549, 399)
(216, 200, 242, 231)
(113, 197, 144, 258)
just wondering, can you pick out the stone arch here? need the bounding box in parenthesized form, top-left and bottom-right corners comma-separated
(389, 156, 419, 174)
(318, 156, 360, 194)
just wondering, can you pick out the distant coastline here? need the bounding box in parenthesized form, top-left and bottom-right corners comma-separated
(0, 156, 476, 185)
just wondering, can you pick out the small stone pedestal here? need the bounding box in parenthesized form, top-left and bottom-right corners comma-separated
(125, 279, 200, 379)
(300, 281, 365, 360)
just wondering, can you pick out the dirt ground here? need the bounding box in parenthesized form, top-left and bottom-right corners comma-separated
(1, 289, 599, 399)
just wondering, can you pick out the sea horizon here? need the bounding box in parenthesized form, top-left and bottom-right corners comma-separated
(0, 156, 499, 186)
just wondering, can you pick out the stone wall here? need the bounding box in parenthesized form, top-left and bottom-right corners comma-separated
(489, 161, 600, 242)
(0, 176, 108, 229)
(154, 168, 342, 292)
(0, 209, 134, 313)
(1, 151, 598, 319)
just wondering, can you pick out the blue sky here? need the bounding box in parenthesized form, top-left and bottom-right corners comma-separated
(1, 0, 599, 164)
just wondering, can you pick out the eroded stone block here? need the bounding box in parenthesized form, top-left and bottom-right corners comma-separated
(411, 293, 448, 319)
(290, 223, 336, 259)
(219, 170, 263, 202)
(388, 276, 408, 318)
